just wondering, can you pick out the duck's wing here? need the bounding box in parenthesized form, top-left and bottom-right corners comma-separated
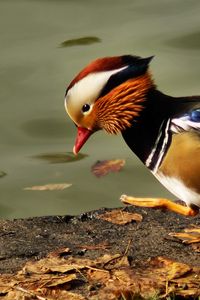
(171, 108, 200, 133)
(170, 97, 200, 134)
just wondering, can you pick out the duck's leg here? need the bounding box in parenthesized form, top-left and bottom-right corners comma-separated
(120, 195, 199, 216)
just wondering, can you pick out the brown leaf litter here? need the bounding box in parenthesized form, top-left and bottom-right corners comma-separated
(97, 209, 142, 225)
(1, 208, 200, 299)
(0, 247, 200, 300)
(170, 225, 200, 253)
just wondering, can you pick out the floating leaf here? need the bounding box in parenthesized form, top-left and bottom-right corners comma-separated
(91, 159, 125, 177)
(97, 209, 142, 225)
(24, 183, 72, 191)
(34, 152, 87, 164)
(60, 36, 101, 47)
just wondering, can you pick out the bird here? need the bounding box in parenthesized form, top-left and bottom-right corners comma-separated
(65, 55, 200, 216)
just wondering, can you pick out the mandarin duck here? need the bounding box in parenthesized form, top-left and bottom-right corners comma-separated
(65, 55, 200, 216)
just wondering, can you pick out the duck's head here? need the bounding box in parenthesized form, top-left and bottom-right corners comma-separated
(65, 55, 154, 154)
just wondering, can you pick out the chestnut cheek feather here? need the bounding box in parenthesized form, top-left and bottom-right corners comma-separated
(96, 73, 153, 134)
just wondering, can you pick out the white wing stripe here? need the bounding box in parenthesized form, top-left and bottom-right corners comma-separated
(171, 116, 200, 133)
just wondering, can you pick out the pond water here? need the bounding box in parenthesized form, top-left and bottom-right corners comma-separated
(0, 0, 200, 219)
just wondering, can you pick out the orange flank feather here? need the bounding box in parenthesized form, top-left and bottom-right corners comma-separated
(93, 72, 154, 134)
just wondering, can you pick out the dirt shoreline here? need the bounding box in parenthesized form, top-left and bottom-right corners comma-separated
(1, 206, 200, 299)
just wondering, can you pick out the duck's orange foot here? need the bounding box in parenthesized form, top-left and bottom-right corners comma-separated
(120, 195, 199, 217)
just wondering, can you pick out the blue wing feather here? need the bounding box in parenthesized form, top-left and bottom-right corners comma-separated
(190, 109, 200, 122)
(171, 108, 200, 133)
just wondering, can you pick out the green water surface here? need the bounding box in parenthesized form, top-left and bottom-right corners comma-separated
(0, 0, 200, 218)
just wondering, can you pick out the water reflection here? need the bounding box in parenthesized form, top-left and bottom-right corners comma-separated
(166, 31, 200, 50)
(34, 152, 88, 164)
(21, 118, 68, 139)
(0, 171, 7, 178)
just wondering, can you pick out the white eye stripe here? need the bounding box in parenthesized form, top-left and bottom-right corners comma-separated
(65, 66, 127, 111)
(68, 66, 127, 96)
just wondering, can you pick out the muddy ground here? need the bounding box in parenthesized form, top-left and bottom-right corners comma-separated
(0, 206, 200, 299)
(1, 206, 200, 273)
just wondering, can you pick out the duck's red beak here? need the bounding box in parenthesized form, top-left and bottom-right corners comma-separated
(73, 127, 93, 155)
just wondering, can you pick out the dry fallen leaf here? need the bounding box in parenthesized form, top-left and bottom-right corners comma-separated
(1, 288, 85, 300)
(88, 257, 195, 299)
(1, 248, 200, 300)
(169, 226, 200, 253)
(24, 183, 72, 191)
(91, 159, 125, 177)
(191, 243, 200, 252)
(169, 226, 200, 244)
(97, 209, 142, 225)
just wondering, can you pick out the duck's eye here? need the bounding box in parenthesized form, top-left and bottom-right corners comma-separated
(82, 103, 90, 113)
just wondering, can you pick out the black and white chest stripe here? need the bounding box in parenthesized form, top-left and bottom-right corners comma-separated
(145, 118, 171, 172)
